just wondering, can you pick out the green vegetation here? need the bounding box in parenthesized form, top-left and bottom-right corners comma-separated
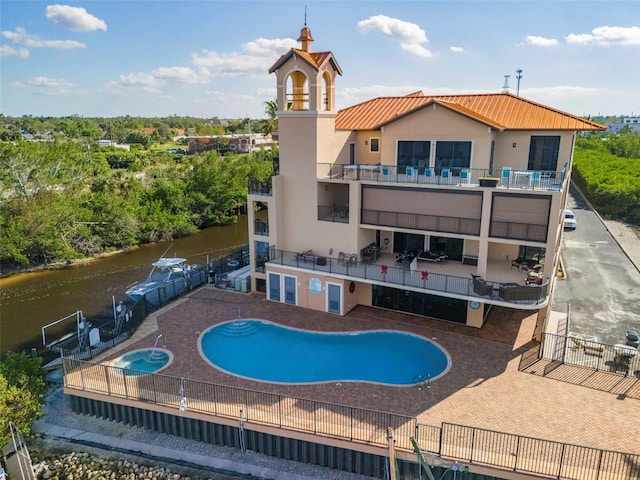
(573, 128, 640, 225)
(0, 352, 47, 444)
(0, 139, 275, 270)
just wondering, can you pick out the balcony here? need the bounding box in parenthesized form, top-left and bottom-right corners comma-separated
(254, 219, 269, 236)
(248, 177, 272, 196)
(318, 205, 349, 223)
(362, 209, 481, 236)
(267, 248, 549, 307)
(317, 164, 566, 192)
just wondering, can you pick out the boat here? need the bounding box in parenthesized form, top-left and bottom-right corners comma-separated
(125, 257, 195, 305)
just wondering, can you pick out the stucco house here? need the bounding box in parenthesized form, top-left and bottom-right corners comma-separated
(247, 25, 605, 336)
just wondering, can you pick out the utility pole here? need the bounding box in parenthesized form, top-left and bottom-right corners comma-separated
(516, 69, 523, 96)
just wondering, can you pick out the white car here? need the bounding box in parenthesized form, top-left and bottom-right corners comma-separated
(564, 209, 577, 229)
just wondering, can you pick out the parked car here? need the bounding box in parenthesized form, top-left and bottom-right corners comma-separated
(564, 209, 577, 229)
(626, 329, 639, 348)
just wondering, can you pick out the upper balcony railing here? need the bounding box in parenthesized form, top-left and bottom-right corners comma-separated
(267, 248, 548, 306)
(317, 164, 566, 192)
(254, 219, 269, 236)
(248, 177, 272, 196)
(362, 209, 481, 236)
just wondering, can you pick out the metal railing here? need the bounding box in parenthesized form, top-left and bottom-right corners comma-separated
(540, 333, 640, 381)
(253, 219, 269, 236)
(267, 248, 548, 305)
(52, 268, 208, 360)
(317, 205, 349, 223)
(317, 163, 566, 192)
(489, 220, 548, 243)
(361, 209, 481, 236)
(63, 357, 639, 480)
(248, 178, 272, 195)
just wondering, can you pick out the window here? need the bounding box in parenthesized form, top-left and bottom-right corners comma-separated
(397, 141, 430, 173)
(370, 138, 380, 153)
(528, 136, 560, 171)
(435, 141, 471, 173)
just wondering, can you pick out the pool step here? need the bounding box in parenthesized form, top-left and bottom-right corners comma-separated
(217, 321, 263, 337)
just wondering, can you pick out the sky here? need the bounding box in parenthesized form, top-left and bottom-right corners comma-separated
(1, 0, 639, 120)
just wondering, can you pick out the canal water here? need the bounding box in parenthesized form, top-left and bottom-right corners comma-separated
(0, 216, 251, 356)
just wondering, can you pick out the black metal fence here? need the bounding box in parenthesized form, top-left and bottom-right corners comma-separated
(267, 248, 548, 305)
(541, 333, 640, 379)
(63, 357, 639, 480)
(361, 209, 481, 236)
(52, 267, 207, 359)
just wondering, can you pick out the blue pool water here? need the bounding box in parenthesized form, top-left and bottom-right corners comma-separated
(199, 320, 450, 386)
(112, 349, 172, 376)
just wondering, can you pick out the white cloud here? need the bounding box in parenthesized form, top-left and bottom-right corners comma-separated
(117, 72, 161, 93)
(45, 5, 107, 32)
(357, 15, 435, 58)
(10, 76, 75, 95)
(522, 35, 558, 47)
(566, 26, 640, 46)
(192, 37, 296, 76)
(151, 66, 209, 84)
(449, 46, 464, 53)
(0, 45, 30, 58)
(242, 37, 297, 56)
(1, 27, 85, 49)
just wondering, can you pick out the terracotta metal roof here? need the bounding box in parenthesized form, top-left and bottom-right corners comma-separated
(335, 93, 605, 131)
(269, 49, 343, 75)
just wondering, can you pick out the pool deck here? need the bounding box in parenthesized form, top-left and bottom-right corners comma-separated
(99, 287, 640, 456)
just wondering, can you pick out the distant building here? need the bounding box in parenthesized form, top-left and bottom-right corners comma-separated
(95, 139, 130, 151)
(606, 116, 640, 133)
(187, 133, 275, 154)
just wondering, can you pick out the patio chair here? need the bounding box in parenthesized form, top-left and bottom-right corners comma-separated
(337, 251, 347, 265)
(441, 168, 452, 184)
(500, 167, 511, 187)
(423, 167, 435, 183)
(406, 166, 418, 182)
(532, 170, 542, 189)
(381, 166, 392, 181)
(348, 254, 358, 266)
(460, 169, 470, 185)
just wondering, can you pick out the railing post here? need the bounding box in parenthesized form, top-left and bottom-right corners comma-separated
(350, 407, 354, 441)
(558, 443, 566, 479)
(122, 368, 128, 398)
(104, 365, 111, 395)
(313, 401, 317, 433)
(80, 361, 86, 391)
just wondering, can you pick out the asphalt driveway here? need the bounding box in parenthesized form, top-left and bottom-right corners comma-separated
(552, 183, 640, 344)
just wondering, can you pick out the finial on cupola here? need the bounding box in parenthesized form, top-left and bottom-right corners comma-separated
(297, 6, 314, 52)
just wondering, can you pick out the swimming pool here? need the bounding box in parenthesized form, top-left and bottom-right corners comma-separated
(199, 320, 450, 386)
(111, 348, 173, 376)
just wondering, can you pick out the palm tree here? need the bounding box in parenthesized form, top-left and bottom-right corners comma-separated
(261, 99, 278, 136)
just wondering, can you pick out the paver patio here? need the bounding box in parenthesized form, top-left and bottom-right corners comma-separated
(100, 287, 639, 456)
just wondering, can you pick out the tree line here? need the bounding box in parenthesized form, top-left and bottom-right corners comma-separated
(0, 140, 274, 271)
(0, 112, 276, 142)
(572, 128, 640, 225)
